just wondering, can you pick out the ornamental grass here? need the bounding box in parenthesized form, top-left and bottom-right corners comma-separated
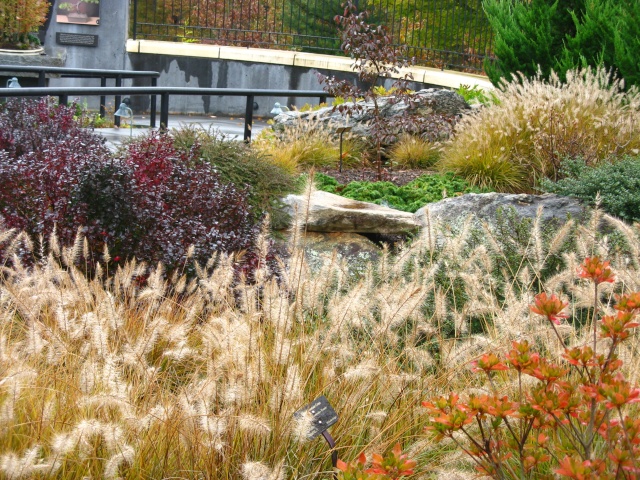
(2, 198, 640, 478)
(438, 67, 640, 192)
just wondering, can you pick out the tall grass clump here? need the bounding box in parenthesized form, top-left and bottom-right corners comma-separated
(253, 119, 366, 173)
(438, 67, 640, 192)
(388, 134, 440, 169)
(3, 181, 640, 477)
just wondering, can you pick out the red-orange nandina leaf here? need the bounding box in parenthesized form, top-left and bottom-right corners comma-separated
(471, 353, 508, 373)
(615, 291, 640, 312)
(507, 340, 541, 373)
(601, 311, 639, 341)
(577, 256, 615, 285)
(531, 292, 569, 324)
(556, 456, 606, 479)
(365, 443, 415, 478)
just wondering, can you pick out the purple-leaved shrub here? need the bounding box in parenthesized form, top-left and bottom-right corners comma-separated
(0, 98, 258, 273)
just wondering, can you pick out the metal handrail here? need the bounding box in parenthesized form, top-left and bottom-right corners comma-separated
(0, 65, 160, 126)
(0, 86, 330, 141)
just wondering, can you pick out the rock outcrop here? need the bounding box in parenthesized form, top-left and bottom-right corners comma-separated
(296, 231, 381, 275)
(273, 89, 470, 139)
(415, 193, 587, 229)
(281, 190, 420, 234)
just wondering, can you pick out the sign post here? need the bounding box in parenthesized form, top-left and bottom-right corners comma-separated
(294, 396, 339, 475)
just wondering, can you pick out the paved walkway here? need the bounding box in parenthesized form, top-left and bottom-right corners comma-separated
(96, 114, 269, 148)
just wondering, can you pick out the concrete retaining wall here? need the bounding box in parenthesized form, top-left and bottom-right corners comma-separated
(126, 40, 493, 116)
(33, 2, 492, 116)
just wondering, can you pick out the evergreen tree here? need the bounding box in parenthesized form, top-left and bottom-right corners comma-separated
(611, 0, 640, 88)
(484, 0, 639, 89)
(483, 0, 584, 85)
(558, 0, 618, 75)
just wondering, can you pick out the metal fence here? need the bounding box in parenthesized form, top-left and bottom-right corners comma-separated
(132, 0, 495, 73)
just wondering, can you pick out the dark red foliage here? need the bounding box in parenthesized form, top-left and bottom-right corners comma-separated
(120, 132, 257, 268)
(0, 98, 259, 273)
(0, 98, 113, 251)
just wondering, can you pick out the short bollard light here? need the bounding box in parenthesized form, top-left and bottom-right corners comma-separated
(114, 101, 134, 138)
(270, 102, 289, 116)
(6, 77, 21, 88)
(336, 126, 353, 172)
(294, 396, 339, 478)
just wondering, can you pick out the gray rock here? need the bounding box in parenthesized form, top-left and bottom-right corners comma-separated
(414, 192, 587, 229)
(273, 88, 470, 139)
(282, 190, 420, 234)
(299, 231, 381, 274)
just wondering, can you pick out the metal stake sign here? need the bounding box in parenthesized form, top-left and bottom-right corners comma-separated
(294, 396, 339, 471)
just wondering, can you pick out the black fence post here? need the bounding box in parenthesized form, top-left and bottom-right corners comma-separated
(100, 77, 107, 118)
(114, 74, 122, 127)
(244, 94, 254, 142)
(150, 78, 157, 128)
(160, 92, 169, 131)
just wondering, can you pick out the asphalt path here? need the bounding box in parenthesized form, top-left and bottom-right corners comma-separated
(95, 114, 270, 148)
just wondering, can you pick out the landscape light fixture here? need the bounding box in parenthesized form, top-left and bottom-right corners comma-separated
(336, 126, 352, 172)
(6, 77, 21, 88)
(270, 102, 289, 116)
(114, 101, 133, 138)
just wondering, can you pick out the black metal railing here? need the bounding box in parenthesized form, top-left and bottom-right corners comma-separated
(0, 65, 160, 126)
(131, 0, 494, 73)
(0, 86, 329, 141)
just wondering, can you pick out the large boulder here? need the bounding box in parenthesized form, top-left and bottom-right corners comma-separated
(414, 192, 587, 229)
(273, 89, 470, 139)
(282, 190, 420, 234)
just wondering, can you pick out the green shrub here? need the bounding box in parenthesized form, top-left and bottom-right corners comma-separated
(540, 156, 640, 222)
(315, 173, 485, 212)
(455, 84, 498, 106)
(438, 67, 640, 192)
(313, 172, 341, 193)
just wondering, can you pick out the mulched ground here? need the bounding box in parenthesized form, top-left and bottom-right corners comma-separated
(318, 167, 432, 186)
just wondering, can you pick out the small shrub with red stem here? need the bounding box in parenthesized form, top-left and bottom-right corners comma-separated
(336, 443, 416, 480)
(423, 256, 640, 479)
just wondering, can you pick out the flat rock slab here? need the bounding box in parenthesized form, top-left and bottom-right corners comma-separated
(415, 192, 587, 229)
(282, 190, 420, 234)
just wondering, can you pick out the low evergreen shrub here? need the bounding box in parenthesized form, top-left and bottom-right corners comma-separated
(540, 156, 640, 222)
(315, 172, 485, 212)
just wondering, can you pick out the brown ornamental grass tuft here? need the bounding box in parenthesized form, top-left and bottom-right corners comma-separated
(439, 67, 640, 192)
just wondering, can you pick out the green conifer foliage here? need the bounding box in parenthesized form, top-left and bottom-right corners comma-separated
(558, 0, 618, 75)
(612, 0, 640, 88)
(484, 0, 639, 89)
(483, 0, 582, 85)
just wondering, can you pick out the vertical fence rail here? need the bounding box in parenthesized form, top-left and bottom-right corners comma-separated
(132, 0, 494, 72)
